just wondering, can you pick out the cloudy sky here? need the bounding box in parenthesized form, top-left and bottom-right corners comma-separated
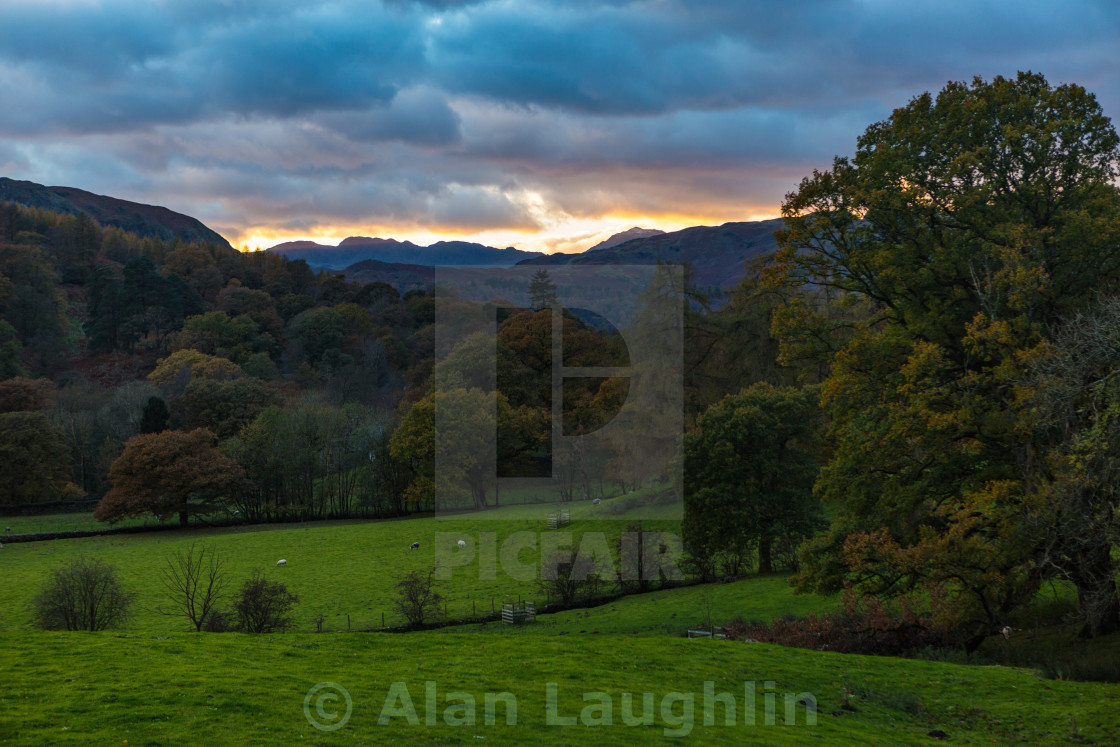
(1, 0, 1118, 252)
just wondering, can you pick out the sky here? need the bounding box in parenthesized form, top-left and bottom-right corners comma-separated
(1, 1, 1119, 253)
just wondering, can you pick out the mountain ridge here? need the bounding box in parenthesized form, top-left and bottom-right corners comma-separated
(0, 177, 231, 248)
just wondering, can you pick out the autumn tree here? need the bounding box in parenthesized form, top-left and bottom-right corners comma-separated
(0, 376, 53, 413)
(682, 383, 823, 579)
(148, 349, 242, 388)
(95, 428, 249, 525)
(769, 72, 1120, 640)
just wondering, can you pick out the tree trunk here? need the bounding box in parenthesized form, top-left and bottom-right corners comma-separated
(1075, 544, 1120, 638)
(179, 509, 189, 527)
(758, 535, 773, 575)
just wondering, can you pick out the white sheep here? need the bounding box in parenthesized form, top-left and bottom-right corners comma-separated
(593, 498, 601, 505)
(276, 559, 287, 566)
(457, 540, 467, 549)
(410, 541, 420, 550)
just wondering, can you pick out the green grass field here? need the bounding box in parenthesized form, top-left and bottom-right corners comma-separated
(0, 499, 684, 632)
(4, 504, 1120, 745)
(2, 631, 1117, 745)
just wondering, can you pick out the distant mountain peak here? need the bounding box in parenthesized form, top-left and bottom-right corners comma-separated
(266, 236, 544, 269)
(338, 236, 405, 247)
(589, 227, 666, 252)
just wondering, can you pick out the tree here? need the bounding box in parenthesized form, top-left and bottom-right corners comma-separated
(528, 269, 558, 308)
(170, 377, 281, 440)
(148, 349, 242, 388)
(159, 543, 226, 632)
(33, 557, 134, 631)
(682, 384, 823, 579)
(539, 545, 606, 606)
(1028, 297, 1120, 637)
(0, 320, 24, 380)
(0, 376, 53, 413)
(233, 570, 299, 633)
(390, 388, 539, 510)
(769, 72, 1120, 640)
(140, 396, 170, 434)
(393, 567, 444, 627)
(0, 411, 83, 509)
(95, 428, 249, 525)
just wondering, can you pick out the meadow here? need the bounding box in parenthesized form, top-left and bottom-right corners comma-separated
(3, 630, 1118, 745)
(0, 496, 685, 633)
(4, 501, 1120, 745)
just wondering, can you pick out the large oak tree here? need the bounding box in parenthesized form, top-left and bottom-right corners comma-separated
(95, 428, 248, 525)
(769, 72, 1120, 640)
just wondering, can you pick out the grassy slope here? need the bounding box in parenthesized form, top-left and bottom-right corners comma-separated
(2, 631, 1117, 745)
(5, 507, 1120, 744)
(0, 501, 681, 632)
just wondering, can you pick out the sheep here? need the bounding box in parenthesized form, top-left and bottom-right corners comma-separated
(457, 540, 467, 549)
(593, 498, 601, 505)
(1000, 625, 1012, 640)
(410, 541, 420, 550)
(276, 559, 287, 566)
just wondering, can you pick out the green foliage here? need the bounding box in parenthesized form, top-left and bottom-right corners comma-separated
(140, 395, 170, 434)
(172, 310, 280, 365)
(770, 72, 1120, 637)
(232, 569, 298, 633)
(170, 376, 281, 441)
(148, 349, 242, 388)
(0, 319, 24, 379)
(0, 411, 83, 509)
(528, 268, 558, 307)
(683, 384, 823, 579)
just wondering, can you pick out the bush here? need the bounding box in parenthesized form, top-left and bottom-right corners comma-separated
(202, 610, 235, 633)
(724, 588, 959, 656)
(33, 557, 134, 631)
(393, 567, 444, 628)
(539, 547, 605, 607)
(233, 570, 298, 633)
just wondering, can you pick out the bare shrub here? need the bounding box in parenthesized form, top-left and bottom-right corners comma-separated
(159, 542, 226, 631)
(33, 557, 134, 631)
(233, 570, 298, 633)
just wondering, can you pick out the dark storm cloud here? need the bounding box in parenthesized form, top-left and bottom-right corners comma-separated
(2, 0, 1119, 241)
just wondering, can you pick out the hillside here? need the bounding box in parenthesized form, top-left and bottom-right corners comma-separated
(519, 219, 784, 292)
(332, 258, 436, 292)
(0, 177, 230, 247)
(268, 237, 543, 269)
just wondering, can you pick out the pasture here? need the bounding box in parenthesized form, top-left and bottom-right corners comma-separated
(4, 502, 1120, 745)
(0, 498, 684, 633)
(3, 630, 1118, 745)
